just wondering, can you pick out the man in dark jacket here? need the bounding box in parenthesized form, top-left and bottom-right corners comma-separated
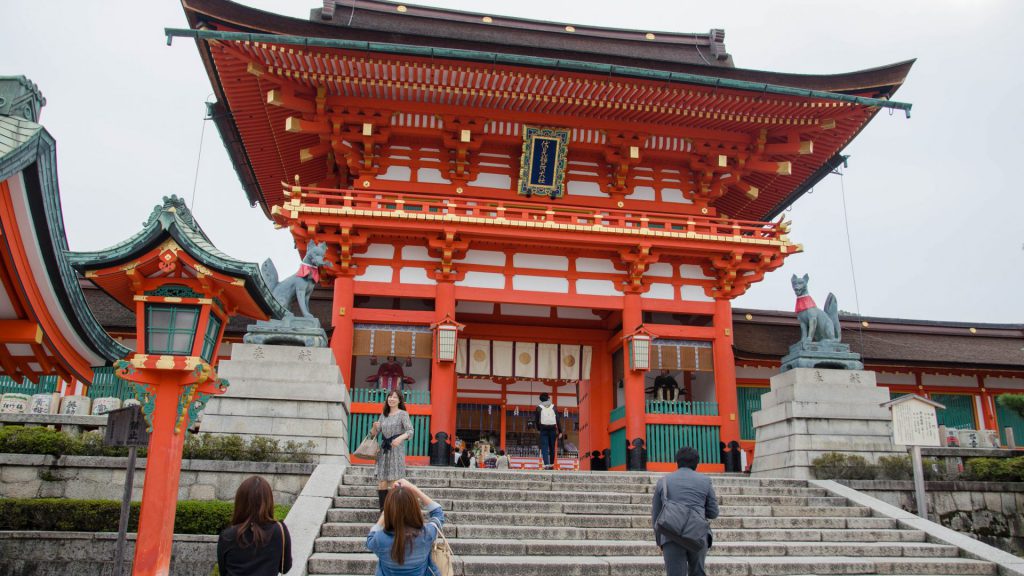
(534, 392, 560, 469)
(651, 446, 719, 576)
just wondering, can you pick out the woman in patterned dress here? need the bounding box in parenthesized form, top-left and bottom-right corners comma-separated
(371, 390, 414, 510)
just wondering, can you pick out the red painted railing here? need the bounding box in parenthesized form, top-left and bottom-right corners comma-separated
(285, 185, 786, 241)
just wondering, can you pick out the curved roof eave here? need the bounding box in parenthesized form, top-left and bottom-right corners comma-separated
(0, 123, 131, 364)
(68, 200, 286, 319)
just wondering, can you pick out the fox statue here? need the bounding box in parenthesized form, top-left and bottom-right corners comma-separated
(261, 240, 332, 319)
(791, 273, 841, 344)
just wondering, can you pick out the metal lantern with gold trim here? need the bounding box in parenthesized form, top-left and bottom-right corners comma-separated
(625, 327, 653, 371)
(432, 316, 464, 362)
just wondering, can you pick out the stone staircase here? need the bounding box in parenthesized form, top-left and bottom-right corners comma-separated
(306, 466, 998, 576)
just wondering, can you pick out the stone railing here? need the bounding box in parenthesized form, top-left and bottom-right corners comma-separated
(0, 454, 314, 505)
(840, 479, 1024, 554)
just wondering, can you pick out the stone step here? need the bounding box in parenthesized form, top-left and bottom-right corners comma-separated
(325, 505, 875, 526)
(331, 495, 850, 513)
(307, 554, 996, 576)
(314, 536, 958, 558)
(321, 516, 900, 540)
(341, 468, 811, 488)
(335, 484, 834, 504)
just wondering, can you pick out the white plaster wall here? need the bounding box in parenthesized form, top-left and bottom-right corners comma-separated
(875, 372, 916, 385)
(402, 246, 437, 262)
(456, 272, 505, 289)
(922, 374, 979, 388)
(455, 301, 494, 314)
(456, 250, 505, 266)
(626, 186, 656, 201)
(566, 180, 605, 197)
(363, 244, 395, 259)
(679, 265, 709, 280)
(692, 372, 716, 403)
(357, 265, 393, 283)
(681, 285, 713, 302)
(513, 253, 569, 271)
(642, 283, 675, 300)
(575, 258, 617, 274)
(985, 376, 1024, 390)
(512, 275, 569, 293)
(556, 307, 602, 320)
(417, 168, 449, 184)
(576, 279, 619, 296)
(468, 172, 511, 189)
(661, 188, 692, 204)
(500, 304, 550, 318)
(646, 263, 673, 278)
(736, 366, 776, 380)
(376, 165, 412, 181)
(399, 267, 436, 285)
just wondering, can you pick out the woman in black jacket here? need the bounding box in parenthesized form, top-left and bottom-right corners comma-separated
(217, 476, 292, 575)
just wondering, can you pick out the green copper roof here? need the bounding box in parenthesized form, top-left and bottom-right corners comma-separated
(0, 76, 131, 365)
(68, 195, 287, 320)
(165, 28, 912, 116)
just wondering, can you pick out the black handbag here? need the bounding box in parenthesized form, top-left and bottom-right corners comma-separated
(655, 480, 710, 552)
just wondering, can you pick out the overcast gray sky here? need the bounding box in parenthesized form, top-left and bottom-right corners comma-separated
(3, 0, 1022, 324)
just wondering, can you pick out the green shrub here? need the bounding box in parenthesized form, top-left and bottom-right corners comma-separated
(963, 456, 1024, 482)
(0, 426, 76, 456)
(877, 455, 912, 480)
(0, 498, 289, 534)
(0, 427, 311, 463)
(997, 394, 1024, 418)
(810, 453, 876, 480)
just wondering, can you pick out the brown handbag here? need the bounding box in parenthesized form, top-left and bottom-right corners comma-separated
(277, 521, 286, 574)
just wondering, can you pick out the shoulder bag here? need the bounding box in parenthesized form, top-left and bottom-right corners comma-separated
(277, 521, 286, 574)
(429, 520, 455, 576)
(655, 480, 709, 552)
(354, 430, 379, 460)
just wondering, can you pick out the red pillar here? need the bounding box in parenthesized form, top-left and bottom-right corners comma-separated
(330, 275, 355, 388)
(978, 375, 997, 431)
(133, 373, 189, 576)
(430, 280, 457, 446)
(622, 292, 646, 470)
(713, 298, 741, 444)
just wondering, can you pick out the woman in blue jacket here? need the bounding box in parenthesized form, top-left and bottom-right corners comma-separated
(366, 479, 445, 576)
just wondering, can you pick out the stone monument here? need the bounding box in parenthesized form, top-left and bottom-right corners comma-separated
(199, 246, 349, 463)
(751, 274, 901, 478)
(243, 239, 332, 347)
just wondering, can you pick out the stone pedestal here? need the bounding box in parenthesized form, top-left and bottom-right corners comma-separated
(750, 368, 902, 479)
(199, 344, 349, 464)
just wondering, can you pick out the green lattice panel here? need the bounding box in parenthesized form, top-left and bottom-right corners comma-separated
(348, 412, 430, 457)
(350, 388, 431, 405)
(609, 428, 626, 468)
(609, 405, 625, 422)
(0, 375, 59, 395)
(646, 424, 720, 466)
(88, 367, 135, 400)
(737, 387, 770, 440)
(931, 393, 977, 430)
(995, 395, 1024, 446)
(646, 400, 719, 416)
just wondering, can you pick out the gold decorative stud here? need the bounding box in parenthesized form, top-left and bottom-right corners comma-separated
(861, 321, 869, 327)
(396, 5, 407, 12)
(617, 201, 624, 208)
(362, 180, 371, 188)
(745, 313, 753, 321)
(565, 26, 575, 32)
(969, 327, 977, 334)
(456, 187, 464, 194)
(482, 16, 493, 23)
(645, 33, 656, 40)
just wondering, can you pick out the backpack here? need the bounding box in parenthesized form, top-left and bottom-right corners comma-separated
(539, 404, 557, 426)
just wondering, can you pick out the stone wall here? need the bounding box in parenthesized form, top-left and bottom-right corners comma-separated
(842, 479, 1024, 554)
(0, 531, 215, 576)
(0, 454, 314, 505)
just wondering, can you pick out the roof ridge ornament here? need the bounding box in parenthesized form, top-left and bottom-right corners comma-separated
(0, 75, 46, 122)
(143, 195, 201, 235)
